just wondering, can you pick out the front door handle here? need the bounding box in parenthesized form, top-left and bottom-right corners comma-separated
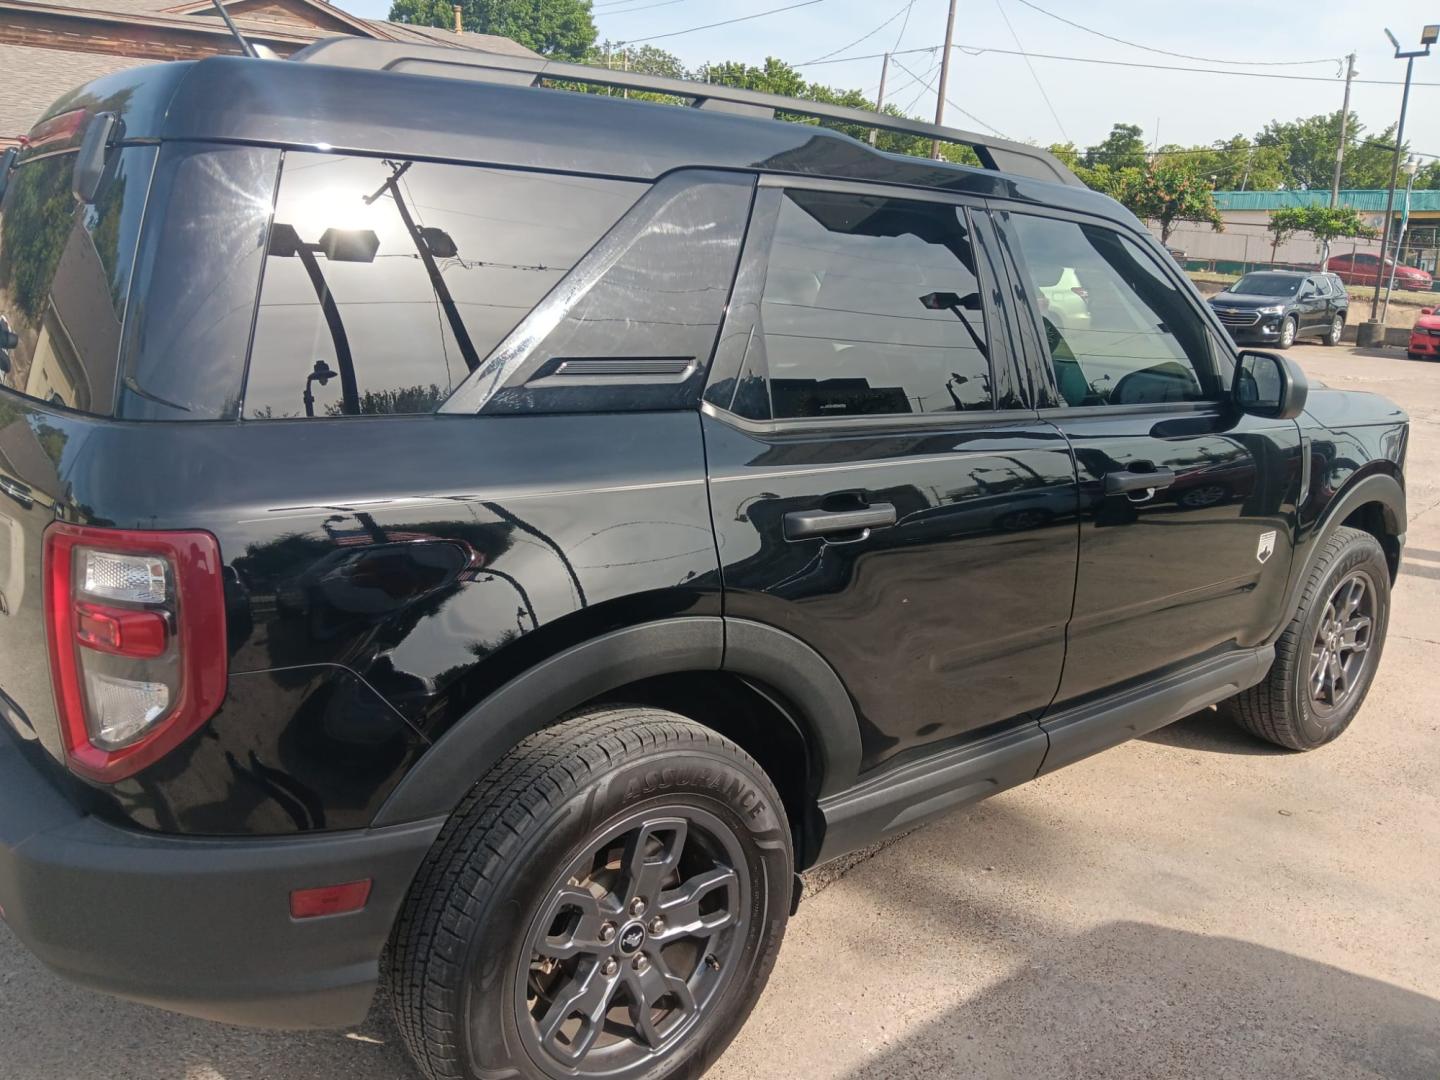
(1105, 468, 1176, 495)
(783, 503, 897, 541)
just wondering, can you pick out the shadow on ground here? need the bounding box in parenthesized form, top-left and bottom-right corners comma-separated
(1141, 707, 1287, 756)
(837, 919, 1440, 1080)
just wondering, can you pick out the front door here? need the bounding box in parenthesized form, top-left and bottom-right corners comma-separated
(993, 208, 1304, 706)
(702, 181, 1079, 772)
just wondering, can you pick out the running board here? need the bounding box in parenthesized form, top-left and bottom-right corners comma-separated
(814, 646, 1274, 866)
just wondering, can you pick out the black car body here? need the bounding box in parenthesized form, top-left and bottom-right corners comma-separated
(1208, 270, 1350, 348)
(0, 40, 1408, 1076)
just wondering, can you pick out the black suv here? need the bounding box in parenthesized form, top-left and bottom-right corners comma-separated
(0, 42, 1408, 1080)
(1208, 270, 1350, 349)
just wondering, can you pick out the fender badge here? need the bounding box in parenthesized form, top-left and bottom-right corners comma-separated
(1256, 530, 1277, 564)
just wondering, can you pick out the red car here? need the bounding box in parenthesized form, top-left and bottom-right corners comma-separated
(1409, 306, 1440, 360)
(1327, 252, 1433, 292)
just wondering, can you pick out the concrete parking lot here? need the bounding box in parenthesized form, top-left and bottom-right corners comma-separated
(3, 343, 1438, 1080)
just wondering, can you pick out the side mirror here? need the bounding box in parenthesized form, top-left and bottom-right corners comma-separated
(1234, 351, 1308, 420)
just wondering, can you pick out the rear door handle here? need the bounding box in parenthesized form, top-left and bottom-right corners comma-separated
(1105, 468, 1176, 495)
(783, 503, 897, 541)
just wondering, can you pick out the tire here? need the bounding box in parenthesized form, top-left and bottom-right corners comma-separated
(1323, 314, 1344, 346)
(1277, 316, 1297, 349)
(1222, 526, 1390, 751)
(388, 707, 793, 1080)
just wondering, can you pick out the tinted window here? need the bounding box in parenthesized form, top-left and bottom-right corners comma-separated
(479, 171, 752, 414)
(757, 189, 993, 419)
(119, 143, 278, 421)
(243, 154, 643, 419)
(0, 145, 155, 415)
(1008, 214, 1215, 408)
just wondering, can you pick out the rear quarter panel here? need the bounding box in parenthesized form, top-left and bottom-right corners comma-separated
(31, 410, 718, 834)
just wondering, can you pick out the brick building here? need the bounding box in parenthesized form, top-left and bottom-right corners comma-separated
(0, 0, 538, 146)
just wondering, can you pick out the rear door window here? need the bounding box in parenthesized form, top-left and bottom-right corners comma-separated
(0, 145, 156, 415)
(754, 188, 996, 419)
(242, 154, 644, 419)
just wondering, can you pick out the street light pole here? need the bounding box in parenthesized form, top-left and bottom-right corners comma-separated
(1359, 26, 1435, 344)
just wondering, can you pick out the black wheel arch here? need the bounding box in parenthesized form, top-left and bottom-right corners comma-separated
(1271, 470, 1405, 647)
(370, 617, 863, 862)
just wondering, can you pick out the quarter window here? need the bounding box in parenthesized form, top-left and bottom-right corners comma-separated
(1008, 214, 1215, 408)
(754, 189, 994, 419)
(243, 155, 643, 419)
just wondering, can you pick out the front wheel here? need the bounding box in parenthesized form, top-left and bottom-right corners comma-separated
(1277, 316, 1298, 349)
(388, 708, 793, 1080)
(1222, 526, 1390, 750)
(1323, 314, 1344, 346)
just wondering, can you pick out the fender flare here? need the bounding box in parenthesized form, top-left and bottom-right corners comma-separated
(1272, 471, 1405, 643)
(371, 617, 864, 826)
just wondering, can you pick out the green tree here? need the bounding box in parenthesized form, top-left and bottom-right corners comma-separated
(389, 0, 596, 59)
(1083, 123, 1148, 171)
(1151, 136, 1286, 192)
(1267, 205, 1377, 267)
(1255, 111, 1402, 191)
(1112, 162, 1223, 245)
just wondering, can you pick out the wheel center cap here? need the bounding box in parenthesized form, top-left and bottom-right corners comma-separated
(618, 922, 647, 955)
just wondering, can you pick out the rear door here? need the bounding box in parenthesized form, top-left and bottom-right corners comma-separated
(992, 207, 1303, 706)
(702, 179, 1078, 774)
(1298, 276, 1327, 334)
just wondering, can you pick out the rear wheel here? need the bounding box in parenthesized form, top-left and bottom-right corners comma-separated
(1323, 314, 1344, 346)
(388, 708, 793, 1080)
(1222, 526, 1389, 750)
(1277, 316, 1298, 349)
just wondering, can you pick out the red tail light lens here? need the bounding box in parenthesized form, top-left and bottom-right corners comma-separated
(44, 524, 227, 782)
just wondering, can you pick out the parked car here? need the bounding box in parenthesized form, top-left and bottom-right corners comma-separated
(1207, 270, 1348, 349)
(1409, 306, 1440, 361)
(0, 43, 1409, 1080)
(1034, 265, 1092, 330)
(1327, 252, 1433, 292)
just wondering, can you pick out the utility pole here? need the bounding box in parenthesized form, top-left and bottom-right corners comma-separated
(870, 52, 891, 146)
(931, 0, 959, 159)
(1368, 28, 1432, 328)
(1330, 53, 1356, 207)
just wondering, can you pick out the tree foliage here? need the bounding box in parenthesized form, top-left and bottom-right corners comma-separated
(1083, 123, 1148, 171)
(1268, 206, 1376, 243)
(1111, 162, 1224, 244)
(389, 0, 597, 60)
(1255, 111, 1401, 191)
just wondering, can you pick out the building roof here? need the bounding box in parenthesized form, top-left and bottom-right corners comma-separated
(1214, 189, 1440, 212)
(0, 0, 539, 143)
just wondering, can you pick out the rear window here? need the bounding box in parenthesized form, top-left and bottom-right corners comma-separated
(242, 154, 644, 419)
(0, 145, 156, 415)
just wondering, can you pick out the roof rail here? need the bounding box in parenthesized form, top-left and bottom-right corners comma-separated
(289, 38, 1084, 189)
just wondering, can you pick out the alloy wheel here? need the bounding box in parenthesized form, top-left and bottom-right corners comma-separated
(1328, 315, 1343, 345)
(1280, 318, 1297, 348)
(513, 807, 750, 1076)
(1310, 571, 1375, 717)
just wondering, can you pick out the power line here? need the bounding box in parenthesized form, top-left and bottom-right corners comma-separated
(994, 0, 1068, 143)
(803, 0, 914, 65)
(1008, 0, 1342, 68)
(792, 42, 1440, 87)
(617, 0, 831, 45)
(890, 56, 1009, 138)
(891, 0, 915, 53)
(596, 0, 695, 15)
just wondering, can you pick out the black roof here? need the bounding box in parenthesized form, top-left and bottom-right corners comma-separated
(32, 45, 1129, 222)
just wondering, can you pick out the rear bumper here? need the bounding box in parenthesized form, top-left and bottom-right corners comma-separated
(1410, 334, 1439, 356)
(0, 737, 441, 1029)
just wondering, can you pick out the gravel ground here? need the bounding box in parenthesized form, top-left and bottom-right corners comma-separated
(2, 343, 1437, 1080)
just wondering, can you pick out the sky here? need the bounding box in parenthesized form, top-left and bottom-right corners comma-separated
(333, 0, 1440, 169)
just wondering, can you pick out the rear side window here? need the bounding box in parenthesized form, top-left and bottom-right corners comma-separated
(242, 154, 644, 419)
(756, 189, 993, 418)
(0, 145, 155, 415)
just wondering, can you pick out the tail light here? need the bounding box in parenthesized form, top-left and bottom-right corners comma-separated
(1071, 286, 1089, 303)
(44, 524, 226, 782)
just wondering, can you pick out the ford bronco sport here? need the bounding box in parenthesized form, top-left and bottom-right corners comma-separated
(0, 41, 1408, 1080)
